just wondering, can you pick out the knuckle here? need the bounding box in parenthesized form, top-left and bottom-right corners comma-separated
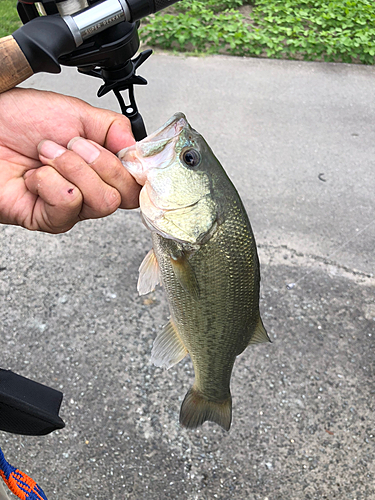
(33, 165, 54, 181)
(105, 158, 124, 181)
(54, 151, 86, 176)
(102, 188, 121, 215)
(98, 155, 130, 190)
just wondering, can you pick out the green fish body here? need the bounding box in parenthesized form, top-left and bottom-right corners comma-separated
(119, 113, 269, 430)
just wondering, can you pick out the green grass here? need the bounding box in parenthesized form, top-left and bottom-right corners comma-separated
(0, 0, 21, 38)
(140, 0, 375, 64)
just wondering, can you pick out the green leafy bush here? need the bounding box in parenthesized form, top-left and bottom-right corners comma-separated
(140, 1, 253, 54)
(252, 0, 375, 63)
(140, 0, 375, 64)
(0, 0, 21, 38)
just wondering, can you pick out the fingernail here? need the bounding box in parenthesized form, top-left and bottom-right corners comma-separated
(38, 140, 66, 159)
(68, 137, 100, 164)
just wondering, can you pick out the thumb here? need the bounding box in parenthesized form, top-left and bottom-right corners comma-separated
(105, 117, 137, 154)
(79, 104, 136, 154)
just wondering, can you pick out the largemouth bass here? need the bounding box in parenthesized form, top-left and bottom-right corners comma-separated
(118, 113, 270, 431)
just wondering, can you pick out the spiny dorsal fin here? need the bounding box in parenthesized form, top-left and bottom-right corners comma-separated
(248, 316, 272, 345)
(180, 386, 232, 431)
(137, 249, 161, 296)
(151, 319, 188, 370)
(170, 253, 200, 300)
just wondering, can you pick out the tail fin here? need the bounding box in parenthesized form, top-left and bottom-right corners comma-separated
(179, 386, 232, 431)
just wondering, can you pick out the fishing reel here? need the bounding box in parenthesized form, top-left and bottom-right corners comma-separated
(13, 0, 181, 139)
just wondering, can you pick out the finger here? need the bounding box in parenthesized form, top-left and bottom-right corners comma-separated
(80, 106, 136, 153)
(23, 165, 83, 233)
(104, 117, 136, 153)
(67, 137, 141, 209)
(38, 140, 122, 220)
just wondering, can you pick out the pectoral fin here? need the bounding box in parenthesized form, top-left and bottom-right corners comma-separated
(137, 249, 161, 296)
(170, 253, 200, 300)
(248, 317, 271, 345)
(151, 319, 188, 369)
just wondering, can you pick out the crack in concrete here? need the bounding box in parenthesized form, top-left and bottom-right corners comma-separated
(258, 243, 375, 287)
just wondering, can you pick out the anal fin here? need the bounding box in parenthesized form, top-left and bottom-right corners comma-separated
(151, 319, 188, 370)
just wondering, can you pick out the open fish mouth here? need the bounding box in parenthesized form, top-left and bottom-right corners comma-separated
(118, 113, 188, 184)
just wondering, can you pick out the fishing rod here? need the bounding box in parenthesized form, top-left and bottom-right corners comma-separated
(0, 0, 182, 140)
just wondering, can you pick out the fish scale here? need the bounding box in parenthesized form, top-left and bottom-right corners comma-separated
(152, 196, 261, 407)
(118, 112, 270, 430)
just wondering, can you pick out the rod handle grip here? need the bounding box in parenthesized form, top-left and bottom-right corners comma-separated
(0, 35, 33, 94)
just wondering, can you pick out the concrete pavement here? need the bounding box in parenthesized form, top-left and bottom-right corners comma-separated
(0, 54, 374, 499)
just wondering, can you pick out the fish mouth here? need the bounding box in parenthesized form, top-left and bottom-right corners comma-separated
(141, 112, 188, 145)
(118, 113, 188, 184)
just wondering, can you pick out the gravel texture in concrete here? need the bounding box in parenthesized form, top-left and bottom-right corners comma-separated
(0, 54, 374, 499)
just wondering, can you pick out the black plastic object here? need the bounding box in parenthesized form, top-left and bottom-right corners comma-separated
(14, 0, 183, 141)
(59, 21, 149, 140)
(77, 47, 152, 140)
(0, 370, 65, 436)
(126, 0, 180, 22)
(13, 15, 76, 74)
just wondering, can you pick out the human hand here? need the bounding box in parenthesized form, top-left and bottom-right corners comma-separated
(0, 88, 141, 233)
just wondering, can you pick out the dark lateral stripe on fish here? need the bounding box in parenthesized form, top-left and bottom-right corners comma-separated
(179, 386, 232, 431)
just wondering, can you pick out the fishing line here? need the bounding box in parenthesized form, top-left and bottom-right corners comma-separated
(285, 217, 375, 290)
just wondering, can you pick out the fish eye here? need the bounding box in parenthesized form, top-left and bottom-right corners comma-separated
(181, 149, 201, 168)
